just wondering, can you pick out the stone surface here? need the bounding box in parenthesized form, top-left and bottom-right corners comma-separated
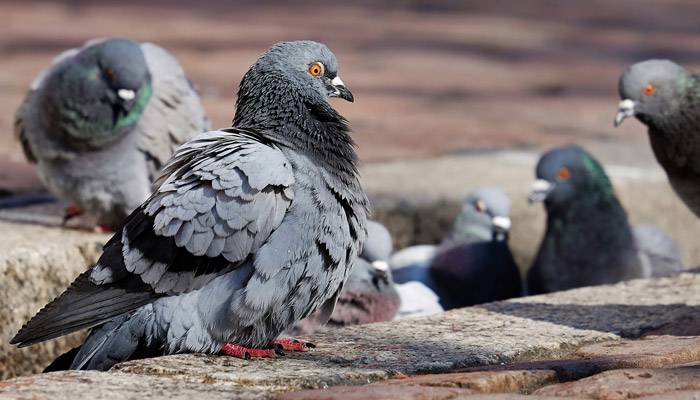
(274, 384, 478, 400)
(110, 274, 700, 389)
(575, 336, 700, 369)
(0, 371, 264, 400)
(532, 362, 700, 399)
(0, 220, 109, 380)
(374, 370, 557, 393)
(638, 391, 700, 400)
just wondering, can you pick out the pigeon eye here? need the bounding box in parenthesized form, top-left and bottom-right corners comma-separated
(106, 69, 114, 81)
(557, 167, 570, 180)
(644, 84, 655, 95)
(474, 200, 487, 212)
(309, 63, 323, 77)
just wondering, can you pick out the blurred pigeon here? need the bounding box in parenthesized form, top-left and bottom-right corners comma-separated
(391, 186, 522, 311)
(527, 145, 683, 295)
(15, 38, 210, 228)
(289, 221, 400, 335)
(12, 40, 368, 371)
(615, 59, 700, 217)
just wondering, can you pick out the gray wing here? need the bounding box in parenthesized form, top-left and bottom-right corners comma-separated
(634, 224, 684, 278)
(137, 42, 211, 179)
(11, 129, 294, 346)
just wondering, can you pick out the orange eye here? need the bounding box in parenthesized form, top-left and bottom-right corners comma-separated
(474, 200, 486, 212)
(644, 84, 655, 95)
(309, 63, 323, 76)
(106, 69, 114, 80)
(557, 167, 570, 180)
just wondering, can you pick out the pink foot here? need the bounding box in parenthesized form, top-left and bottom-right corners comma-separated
(272, 339, 316, 352)
(62, 204, 84, 225)
(220, 343, 282, 360)
(95, 224, 116, 233)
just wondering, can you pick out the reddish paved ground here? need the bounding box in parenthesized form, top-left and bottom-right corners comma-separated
(2, 0, 700, 191)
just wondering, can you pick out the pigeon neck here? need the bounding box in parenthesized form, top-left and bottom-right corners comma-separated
(233, 78, 359, 179)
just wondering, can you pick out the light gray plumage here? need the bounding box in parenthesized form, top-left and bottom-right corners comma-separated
(288, 221, 399, 335)
(13, 40, 367, 372)
(15, 37, 210, 227)
(634, 224, 683, 278)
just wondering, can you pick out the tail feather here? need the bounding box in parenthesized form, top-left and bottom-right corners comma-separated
(11, 271, 159, 347)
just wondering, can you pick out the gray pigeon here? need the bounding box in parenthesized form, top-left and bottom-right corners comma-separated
(527, 145, 683, 295)
(12, 40, 368, 370)
(615, 59, 700, 217)
(15, 37, 210, 228)
(289, 221, 400, 335)
(391, 186, 522, 310)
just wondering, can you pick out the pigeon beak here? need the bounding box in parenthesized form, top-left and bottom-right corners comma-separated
(491, 216, 511, 242)
(491, 216, 512, 232)
(117, 89, 136, 101)
(371, 260, 390, 282)
(614, 99, 636, 127)
(117, 88, 136, 111)
(329, 76, 354, 102)
(528, 179, 554, 204)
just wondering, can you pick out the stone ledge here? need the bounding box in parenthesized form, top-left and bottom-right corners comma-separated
(0, 220, 110, 380)
(3, 273, 700, 399)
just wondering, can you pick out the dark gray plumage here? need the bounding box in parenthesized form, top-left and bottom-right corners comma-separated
(13, 40, 368, 371)
(527, 145, 683, 295)
(289, 221, 399, 335)
(15, 38, 210, 227)
(391, 187, 522, 311)
(615, 59, 700, 217)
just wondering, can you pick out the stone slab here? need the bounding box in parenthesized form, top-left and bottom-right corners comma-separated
(112, 274, 700, 391)
(0, 370, 265, 400)
(374, 370, 557, 393)
(0, 220, 109, 380)
(532, 362, 700, 399)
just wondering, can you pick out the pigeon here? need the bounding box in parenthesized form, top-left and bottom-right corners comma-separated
(288, 221, 400, 335)
(391, 186, 522, 311)
(615, 59, 700, 217)
(14, 37, 210, 228)
(12, 40, 368, 371)
(527, 145, 683, 295)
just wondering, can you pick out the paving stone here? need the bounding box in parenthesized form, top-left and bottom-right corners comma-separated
(374, 370, 558, 393)
(638, 391, 700, 400)
(532, 362, 700, 399)
(0, 221, 109, 380)
(274, 384, 478, 400)
(574, 336, 700, 369)
(0, 370, 264, 400)
(643, 319, 700, 338)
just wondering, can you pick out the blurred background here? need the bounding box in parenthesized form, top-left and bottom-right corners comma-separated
(2, 0, 700, 265)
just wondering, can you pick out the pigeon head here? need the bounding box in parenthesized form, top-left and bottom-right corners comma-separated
(446, 186, 512, 246)
(615, 59, 689, 129)
(93, 38, 152, 109)
(40, 38, 152, 149)
(529, 145, 615, 212)
(233, 41, 354, 131)
(360, 221, 393, 263)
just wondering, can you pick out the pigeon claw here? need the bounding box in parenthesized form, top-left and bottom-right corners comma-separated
(272, 339, 316, 352)
(62, 204, 84, 224)
(220, 343, 279, 359)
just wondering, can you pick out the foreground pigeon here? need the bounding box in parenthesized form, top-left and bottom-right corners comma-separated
(15, 38, 210, 228)
(391, 187, 522, 311)
(527, 145, 683, 294)
(615, 59, 700, 217)
(289, 221, 399, 335)
(12, 40, 367, 371)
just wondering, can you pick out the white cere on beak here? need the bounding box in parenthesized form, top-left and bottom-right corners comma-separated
(117, 89, 136, 101)
(491, 216, 512, 232)
(331, 76, 345, 87)
(529, 179, 554, 203)
(614, 99, 636, 127)
(371, 260, 390, 272)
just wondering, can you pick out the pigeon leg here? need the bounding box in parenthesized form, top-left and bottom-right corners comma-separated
(220, 343, 283, 359)
(272, 338, 316, 352)
(95, 224, 117, 233)
(62, 204, 84, 225)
